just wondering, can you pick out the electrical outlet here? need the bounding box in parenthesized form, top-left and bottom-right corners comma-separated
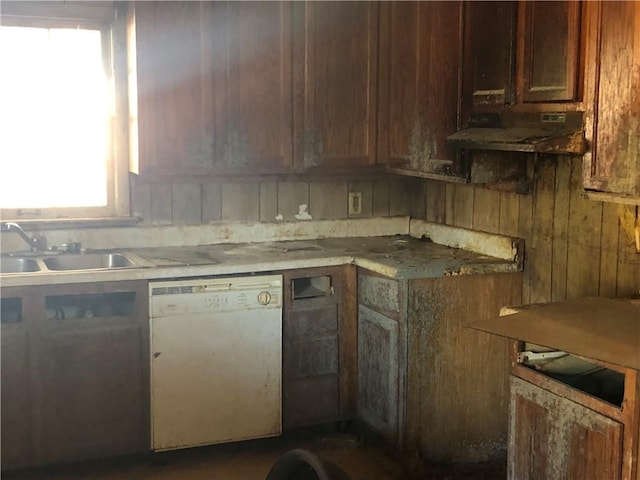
(348, 192, 362, 215)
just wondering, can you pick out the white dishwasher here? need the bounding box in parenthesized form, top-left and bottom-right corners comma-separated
(149, 275, 282, 451)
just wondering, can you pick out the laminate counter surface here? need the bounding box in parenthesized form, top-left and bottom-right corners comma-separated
(1, 235, 521, 287)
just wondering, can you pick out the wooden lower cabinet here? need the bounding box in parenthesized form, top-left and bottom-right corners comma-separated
(358, 268, 524, 462)
(0, 281, 149, 470)
(357, 272, 403, 443)
(282, 266, 356, 429)
(510, 377, 623, 480)
(1, 292, 33, 469)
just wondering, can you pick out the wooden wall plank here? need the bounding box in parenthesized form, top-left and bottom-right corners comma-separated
(348, 180, 373, 218)
(499, 191, 520, 237)
(171, 183, 201, 225)
(518, 156, 535, 304)
(566, 158, 603, 298)
(372, 179, 390, 217)
(615, 205, 640, 297)
(150, 183, 172, 225)
(598, 202, 620, 297)
(389, 178, 411, 216)
(277, 181, 310, 221)
(551, 159, 571, 301)
(473, 187, 500, 232)
(425, 180, 447, 224)
(259, 182, 278, 222)
(529, 157, 556, 304)
(452, 184, 474, 229)
(201, 183, 221, 223)
(445, 183, 455, 225)
(309, 181, 348, 219)
(221, 183, 260, 222)
(130, 177, 151, 223)
(410, 179, 427, 219)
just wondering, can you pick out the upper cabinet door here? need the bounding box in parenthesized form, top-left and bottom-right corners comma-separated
(204, 2, 293, 173)
(583, 1, 640, 198)
(129, 1, 293, 176)
(299, 2, 379, 169)
(462, 1, 517, 110)
(520, 1, 581, 103)
(377, 1, 462, 175)
(129, 2, 211, 175)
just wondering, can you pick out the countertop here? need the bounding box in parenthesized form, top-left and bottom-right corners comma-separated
(0, 233, 522, 288)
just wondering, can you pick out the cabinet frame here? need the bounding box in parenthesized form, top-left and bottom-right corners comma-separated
(282, 265, 357, 429)
(581, 0, 640, 200)
(1, 281, 149, 469)
(509, 341, 640, 480)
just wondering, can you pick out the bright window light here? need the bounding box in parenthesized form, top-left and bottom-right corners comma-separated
(0, 25, 110, 209)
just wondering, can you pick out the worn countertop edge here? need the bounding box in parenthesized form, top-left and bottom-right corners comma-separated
(409, 219, 522, 263)
(1, 258, 521, 289)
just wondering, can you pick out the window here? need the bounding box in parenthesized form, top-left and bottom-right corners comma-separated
(0, 2, 129, 219)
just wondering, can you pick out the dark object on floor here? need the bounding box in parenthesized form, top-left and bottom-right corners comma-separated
(266, 449, 351, 480)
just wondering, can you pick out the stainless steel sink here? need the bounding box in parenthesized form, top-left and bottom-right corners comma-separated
(1, 257, 41, 273)
(43, 253, 136, 271)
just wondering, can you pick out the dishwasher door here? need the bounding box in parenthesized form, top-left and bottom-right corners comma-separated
(150, 275, 282, 451)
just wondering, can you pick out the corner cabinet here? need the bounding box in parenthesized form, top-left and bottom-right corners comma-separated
(583, 0, 640, 200)
(0, 281, 149, 470)
(357, 268, 523, 462)
(297, 2, 379, 170)
(128, 2, 294, 176)
(282, 266, 357, 429)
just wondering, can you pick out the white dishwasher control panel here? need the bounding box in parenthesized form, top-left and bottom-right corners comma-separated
(150, 276, 282, 317)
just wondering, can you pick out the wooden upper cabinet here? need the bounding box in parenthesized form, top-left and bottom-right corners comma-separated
(129, 2, 210, 175)
(128, 1, 293, 176)
(204, 2, 293, 173)
(583, 1, 640, 199)
(298, 2, 378, 169)
(520, 1, 581, 103)
(462, 0, 584, 117)
(463, 1, 517, 110)
(378, 2, 462, 176)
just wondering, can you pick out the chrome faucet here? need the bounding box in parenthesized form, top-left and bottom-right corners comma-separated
(1, 222, 45, 251)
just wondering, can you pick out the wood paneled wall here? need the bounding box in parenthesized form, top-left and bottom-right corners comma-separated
(130, 177, 412, 225)
(417, 156, 640, 302)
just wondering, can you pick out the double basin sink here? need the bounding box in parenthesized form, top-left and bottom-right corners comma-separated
(2, 241, 327, 274)
(1, 253, 138, 274)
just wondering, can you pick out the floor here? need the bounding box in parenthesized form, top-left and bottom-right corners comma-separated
(3, 427, 506, 480)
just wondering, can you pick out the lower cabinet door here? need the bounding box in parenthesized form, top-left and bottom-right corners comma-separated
(509, 377, 623, 480)
(1, 325, 32, 469)
(357, 304, 399, 440)
(38, 323, 148, 464)
(283, 301, 341, 428)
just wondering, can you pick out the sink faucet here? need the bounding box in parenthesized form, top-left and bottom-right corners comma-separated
(1, 222, 46, 251)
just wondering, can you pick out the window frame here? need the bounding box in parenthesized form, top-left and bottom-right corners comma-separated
(0, 2, 130, 221)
